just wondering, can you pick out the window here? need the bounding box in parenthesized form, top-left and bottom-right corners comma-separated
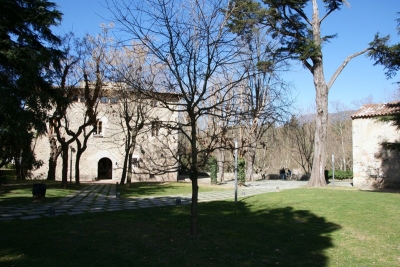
(94, 120, 103, 136)
(151, 121, 161, 137)
(48, 117, 57, 135)
(100, 97, 108, 103)
(132, 157, 139, 168)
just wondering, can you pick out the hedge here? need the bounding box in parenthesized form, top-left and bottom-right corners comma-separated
(327, 170, 353, 180)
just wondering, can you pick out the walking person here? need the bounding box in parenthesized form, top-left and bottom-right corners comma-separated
(287, 169, 292, 180)
(280, 168, 285, 180)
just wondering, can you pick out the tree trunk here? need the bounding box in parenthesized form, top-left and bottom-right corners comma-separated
(126, 153, 132, 188)
(75, 151, 81, 185)
(120, 151, 128, 185)
(47, 137, 59, 180)
(341, 134, 346, 172)
(190, 168, 199, 237)
(308, 0, 327, 187)
(217, 148, 225, 183)
(47, 159, 57, 181)
(61, 144, 69, 189)
(190, 121, 199, 237)
(308, 64, 328, 187)
(245, 146, 255, 182)
(14, 153, 24, 180)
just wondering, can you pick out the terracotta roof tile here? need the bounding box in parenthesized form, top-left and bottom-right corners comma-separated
(351, 101, 400, 119)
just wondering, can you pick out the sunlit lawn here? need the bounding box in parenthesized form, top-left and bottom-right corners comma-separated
(120, 181, 231, 198)
(0, 186, 399, 266)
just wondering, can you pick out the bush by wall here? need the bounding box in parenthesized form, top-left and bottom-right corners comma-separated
(327, 170, 353, 180)
(238, 158, 246, 185)
(208, 156, 218, 184)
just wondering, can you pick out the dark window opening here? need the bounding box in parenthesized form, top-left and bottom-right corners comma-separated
(132, 157, 139, 168)
(94, 120, 103, 135)
(151, 121, 161, 136)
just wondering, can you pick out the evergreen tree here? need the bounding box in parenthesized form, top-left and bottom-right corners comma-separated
(377, 113, 400, 151)
(369, 13, 400, 151)
(369, 13, 400, 87)
(0, 0, 64, 177)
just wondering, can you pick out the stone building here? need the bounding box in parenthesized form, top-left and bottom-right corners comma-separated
(32, 85, 181, 183)
(351, 102, 400, 189)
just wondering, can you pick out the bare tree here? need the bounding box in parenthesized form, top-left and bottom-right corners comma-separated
(50, 31, 110, 188)
(329, 101, 353, 172)
(106, 44, 147, 186)
(284, 114, 315, 175)
(234, 29, 293, 182)
(109, 88, 151, 186)
(107, 0, 245, 236)
(227, 0, 372, 187)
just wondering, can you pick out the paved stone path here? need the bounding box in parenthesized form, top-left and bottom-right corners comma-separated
(0, 180, 352, 221)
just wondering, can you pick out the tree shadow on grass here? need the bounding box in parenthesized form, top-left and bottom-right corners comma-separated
(120, 181, 195, 197)
(199, 201, 341, 266)
(0, 198, 340, 267)
(0, 182, 81, 205)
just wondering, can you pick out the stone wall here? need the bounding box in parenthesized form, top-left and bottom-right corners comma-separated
(352, 118, 400, 189)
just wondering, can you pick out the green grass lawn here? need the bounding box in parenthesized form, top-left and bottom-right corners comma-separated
(120, 181, 231, 197)
(0, 179, 85, 205)
(0, 179, 229, 206)
(0, 186, 399, 266)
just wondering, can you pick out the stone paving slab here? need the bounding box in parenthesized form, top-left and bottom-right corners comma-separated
(20, 215, 41, 220)
(1, 212, 24, 217)
(67, 211, 85, 215)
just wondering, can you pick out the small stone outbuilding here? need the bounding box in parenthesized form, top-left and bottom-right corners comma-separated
(351, 102, 400, 189)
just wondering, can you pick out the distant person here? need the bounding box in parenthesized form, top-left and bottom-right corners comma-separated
(280, 168, 285, 180)
(287, 169, 292, 179)
(324, 169, 329, 183)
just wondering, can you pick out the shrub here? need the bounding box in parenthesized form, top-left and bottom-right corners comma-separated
(238, 158, 246, 185)
(208, 156, 218, 184)
(327, 170, 353, 180)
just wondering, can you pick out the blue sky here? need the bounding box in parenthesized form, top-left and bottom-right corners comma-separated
(52, 0, 400, 111)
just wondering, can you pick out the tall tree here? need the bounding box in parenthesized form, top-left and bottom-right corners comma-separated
(107, 0, 244, 236)
(105, 43, 157, 186)
(369, 13, 400, 86)
(109, 88, 149, 186)
(0, 0, 64, 176)
(227, 0, 372, 186)
(284, 114, 315, 174)
(329, 101, 352, 171)
(235, 30, 292, 182)
(50, 32, 109, 188)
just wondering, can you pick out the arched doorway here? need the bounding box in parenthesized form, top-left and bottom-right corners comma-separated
(98, 158, 112, 179)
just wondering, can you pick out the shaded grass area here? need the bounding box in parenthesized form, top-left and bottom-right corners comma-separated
(0, 169, 85, 206)
(1, 188, 399, 266)
(0, 179, 85, 205)
(0, 179, 229, 206)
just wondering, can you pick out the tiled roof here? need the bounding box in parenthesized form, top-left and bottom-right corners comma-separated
(351, 101, 400, 119)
